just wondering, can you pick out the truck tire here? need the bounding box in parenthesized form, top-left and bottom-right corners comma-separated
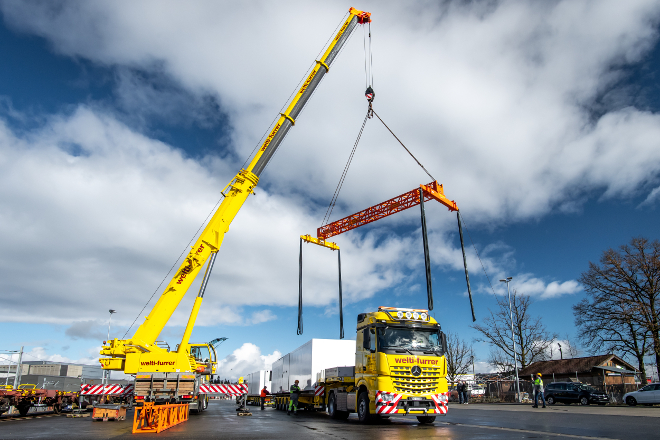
(18, 404, 31, 416)
(417, 415, 436, 424)
(357, 392, 372, 424)
(52, 403, 61, 414)
(328, 393, 349, 420)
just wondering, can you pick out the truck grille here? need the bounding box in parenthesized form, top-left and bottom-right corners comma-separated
(390, 366, 442, 394)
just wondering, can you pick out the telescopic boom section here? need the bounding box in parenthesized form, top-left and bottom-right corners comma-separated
(100, 8, 370, 373)
(317, 181, 457, 240)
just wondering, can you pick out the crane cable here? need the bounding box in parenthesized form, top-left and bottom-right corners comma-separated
(322, 108, 371, 226)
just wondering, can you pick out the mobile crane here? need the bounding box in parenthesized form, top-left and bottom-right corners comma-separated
(99, 7, 372, 412)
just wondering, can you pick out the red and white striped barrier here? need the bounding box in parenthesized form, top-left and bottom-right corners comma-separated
(198, 384, 247, 396)
(314, 386, 325, 397)
(80, 384, 134, 396)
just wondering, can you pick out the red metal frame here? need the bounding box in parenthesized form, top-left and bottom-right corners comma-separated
(317, 181, 458, 240)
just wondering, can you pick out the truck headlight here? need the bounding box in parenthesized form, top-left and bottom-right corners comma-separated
(405, 311, 412, 319)
(413, 312, 419, 320)
(397, 311, 404, 319)
(381, 394, 393, 402)
(420, 312, 428, 320)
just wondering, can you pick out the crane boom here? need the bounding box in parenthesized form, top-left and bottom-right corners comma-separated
(100, 7, 371, 375)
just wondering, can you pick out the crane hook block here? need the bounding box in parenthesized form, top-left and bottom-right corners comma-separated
(365, 86, 375, 102)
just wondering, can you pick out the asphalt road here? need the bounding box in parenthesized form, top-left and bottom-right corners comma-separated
(2, 400, 659, 439)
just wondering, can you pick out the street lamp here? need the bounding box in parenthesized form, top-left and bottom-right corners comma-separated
(104, 310, 116, 385)
(500, 277, 521, 403)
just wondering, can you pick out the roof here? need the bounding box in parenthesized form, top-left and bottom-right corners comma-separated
(519, 354, 638, 376)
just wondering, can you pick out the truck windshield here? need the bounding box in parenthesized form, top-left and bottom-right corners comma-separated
(377, 327, 443, 353)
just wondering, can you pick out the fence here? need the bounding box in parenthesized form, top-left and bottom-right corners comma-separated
(474, 380, 639, 404)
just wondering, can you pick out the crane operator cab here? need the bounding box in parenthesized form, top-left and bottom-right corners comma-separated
(189, 343, 217, 375)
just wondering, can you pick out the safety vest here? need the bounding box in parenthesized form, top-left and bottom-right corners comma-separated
(260, 389, 268, 397)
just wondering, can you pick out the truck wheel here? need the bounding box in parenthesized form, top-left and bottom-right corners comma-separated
(52, 403, 61, 414)
(417, 416, 436, 424)
(328, 393, 349, 420)
(357, 392, 372, 424)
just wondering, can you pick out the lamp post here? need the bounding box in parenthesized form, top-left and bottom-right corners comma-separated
(104, 310, 116, 385)
(500, 277, 520, 403)
(557, 343, 563, 360)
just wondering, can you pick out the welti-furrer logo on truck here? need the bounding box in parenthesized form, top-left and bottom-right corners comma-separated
(393, 356, 439, 366)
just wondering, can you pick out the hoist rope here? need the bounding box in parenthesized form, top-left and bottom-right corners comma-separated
(122, 195, 224, 339)
(371, 109, 435, 182)
(458, 211, 498, 298)
(322, 107, 371, 226)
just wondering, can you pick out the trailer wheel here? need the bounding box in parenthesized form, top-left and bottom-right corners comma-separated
(18, 404, 31, 417)
(52, 403, 61, 414)
(417, 415, 436, 424)
(328, 393, 349, 420)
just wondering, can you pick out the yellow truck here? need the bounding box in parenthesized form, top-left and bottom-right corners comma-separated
(273, 307, 449, 424)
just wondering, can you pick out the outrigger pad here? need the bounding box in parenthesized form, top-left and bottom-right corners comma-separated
(237, 410, 252, 416)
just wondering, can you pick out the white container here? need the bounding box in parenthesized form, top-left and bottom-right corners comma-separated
(271, 339, 355, 393)
(245, 370, 272, 397)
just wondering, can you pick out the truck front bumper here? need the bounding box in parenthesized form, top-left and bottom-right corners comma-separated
(375, 391, 448, 416)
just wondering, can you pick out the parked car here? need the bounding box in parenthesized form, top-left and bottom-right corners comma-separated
(544, 382, 609, 405)
(623, 383, 660, 406)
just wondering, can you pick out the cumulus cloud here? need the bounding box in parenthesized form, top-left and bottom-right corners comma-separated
(0, 0, 658, 330)
(217, 343, 281, 381)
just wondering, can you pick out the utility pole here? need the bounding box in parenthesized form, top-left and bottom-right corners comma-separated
(500, 277, 520, 403)
(13, 346, 24, 389)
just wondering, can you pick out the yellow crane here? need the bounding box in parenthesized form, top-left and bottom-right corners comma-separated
(99, 7, 372, 409)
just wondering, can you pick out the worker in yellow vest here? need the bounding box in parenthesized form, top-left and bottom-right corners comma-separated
(532, 373, 546, 408)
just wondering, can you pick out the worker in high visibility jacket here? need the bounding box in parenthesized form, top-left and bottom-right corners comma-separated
(532, 373, 546, 408)
(260, 386, 270, 410)
(287, 380, 301, 415)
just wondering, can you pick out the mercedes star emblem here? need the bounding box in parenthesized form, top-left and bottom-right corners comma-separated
(411, 366, 422, 377)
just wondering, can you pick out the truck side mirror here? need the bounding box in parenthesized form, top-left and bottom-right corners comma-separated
(441, 331, 447, 354)
(363, 328, 370, 351)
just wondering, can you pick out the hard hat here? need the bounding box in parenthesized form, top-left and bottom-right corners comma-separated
(537, 373, 542, 377)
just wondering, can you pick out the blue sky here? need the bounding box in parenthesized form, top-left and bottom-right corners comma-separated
(1, 1, 659, 379)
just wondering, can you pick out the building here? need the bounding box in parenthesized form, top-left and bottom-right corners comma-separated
(519, 354, 639, 386)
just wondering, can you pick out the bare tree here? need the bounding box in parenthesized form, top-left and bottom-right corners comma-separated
(575, 237, 659, 382)
(472, 290, 556, 371)
(445, 331, 472, 383)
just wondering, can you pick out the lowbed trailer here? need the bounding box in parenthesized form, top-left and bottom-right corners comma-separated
(272, 307, 450, 423)
(0, 386, 78, 416)
(272, 339, 354, 411)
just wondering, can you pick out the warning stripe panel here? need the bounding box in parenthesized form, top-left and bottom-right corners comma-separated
(199, 384, 247, 396)
(80, 384, 134, 396)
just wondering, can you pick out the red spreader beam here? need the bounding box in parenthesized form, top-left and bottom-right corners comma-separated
(317, 181, 458, 240)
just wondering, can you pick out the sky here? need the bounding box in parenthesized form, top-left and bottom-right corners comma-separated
(1, 0, 659, 380)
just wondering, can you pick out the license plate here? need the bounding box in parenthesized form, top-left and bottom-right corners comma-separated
(411, 397, 423, 400)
